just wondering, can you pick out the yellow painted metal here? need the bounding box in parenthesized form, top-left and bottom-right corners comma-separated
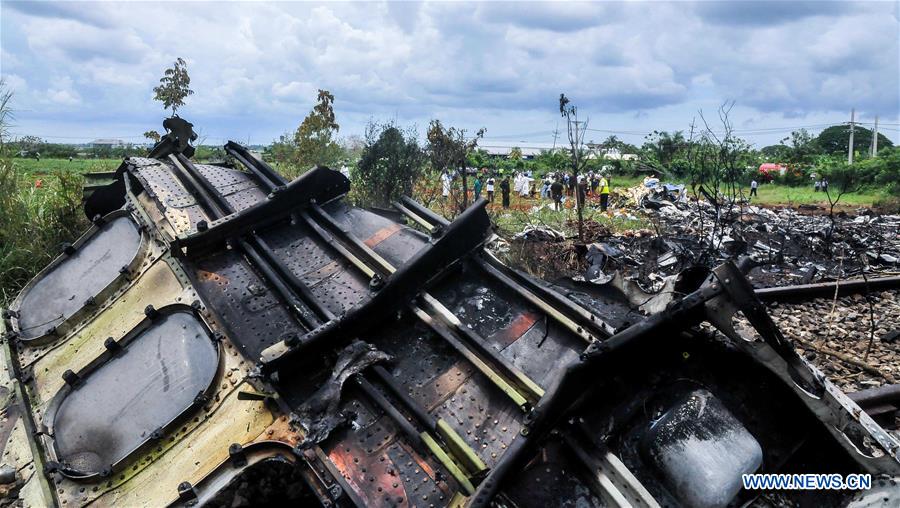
(421, 432, 476, 495)
(394, 202, 436, 233)
(29, 259, 185, 408)
(436, 419, 488, 476)
(90, 381, 275, 507)
(0, 320, 56, 507)
(448, 491, 469, 508)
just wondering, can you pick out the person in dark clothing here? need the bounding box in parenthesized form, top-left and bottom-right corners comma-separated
(550, 179, 564, 211)
(500, 177, 511, 208)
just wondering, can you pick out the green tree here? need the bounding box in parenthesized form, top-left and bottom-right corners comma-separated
(642, 130, 686, 170)
(779, 128, 821, 165)
(599, 135, 639, 154)
(293, 89, 343, 171)
(816, 125, 893, 156)
(508, 146, 523, 161)
(466, 148, 489, 171)
(143, 130, 161, 143)
(353, 121, 425, 208)
(533, 149, 569, 175)
(760, 144, 790, 161)
(152, 58, 194, 116)
(269, 132, 296, 165)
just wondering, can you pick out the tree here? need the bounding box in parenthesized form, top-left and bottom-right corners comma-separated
(18, 135, 44, 151)
(559, 93, 588, 240)
(153, 58, 194, 116)
(642, 130, 686, 170)
(760, 144, 790, 161)
(293, 89, 343, 171)
(426, 120, 485, 212)
(599, 135, 639, 155)
(779, 128, 821, 165)
(816, 125, 893, 157)
(269, 132, 297, 165)
(143, 130, 161, 143)
(353, 121, 425, 208)
(508, 147, 523, 161)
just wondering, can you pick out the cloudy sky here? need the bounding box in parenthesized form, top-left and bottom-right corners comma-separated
(2, 1, 898, 148)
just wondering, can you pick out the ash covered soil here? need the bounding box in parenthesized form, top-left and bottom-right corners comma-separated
(770, 290, 900, 393)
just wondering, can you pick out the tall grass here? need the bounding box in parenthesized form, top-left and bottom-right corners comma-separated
(0, 159, 86, 305)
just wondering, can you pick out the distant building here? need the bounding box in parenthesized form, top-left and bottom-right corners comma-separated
(90, 138, 125, 149)
(479, 141, 560, 160)
(585, 145, 639, 161)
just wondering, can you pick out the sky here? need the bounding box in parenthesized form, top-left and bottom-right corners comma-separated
(1, 0, 898, 148)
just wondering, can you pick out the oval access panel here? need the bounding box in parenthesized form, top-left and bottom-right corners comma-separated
(16, 216, 142, 339)
(52, 310, 219, 475)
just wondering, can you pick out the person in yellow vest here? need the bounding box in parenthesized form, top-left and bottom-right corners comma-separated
(599, 174, 610, 211)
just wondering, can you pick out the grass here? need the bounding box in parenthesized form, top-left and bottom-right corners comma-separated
(1, 157, 92, 305)
(747, 184, 886, 208)
(12, 157, 121, 177)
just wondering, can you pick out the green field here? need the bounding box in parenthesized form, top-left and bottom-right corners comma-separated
(603, 174, 885, 208)
(12, 157, 122, 177)
(748, 183, 887, 208)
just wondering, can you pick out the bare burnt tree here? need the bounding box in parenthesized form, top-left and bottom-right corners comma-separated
(559, 93, 589, 241)
(685, 101, 752, 263)
(823, 163, 858, 237)
(427, 121, 485, 215)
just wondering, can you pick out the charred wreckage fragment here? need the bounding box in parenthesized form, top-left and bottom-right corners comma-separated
(1, 120, 899, 507)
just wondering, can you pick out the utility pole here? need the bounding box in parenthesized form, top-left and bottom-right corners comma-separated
(871, 115, 879, 157)
(848, 108, 855, 164)
(552, 122, 560, 150)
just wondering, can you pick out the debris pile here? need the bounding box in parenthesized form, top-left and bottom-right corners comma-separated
(578, 199, 900, 291)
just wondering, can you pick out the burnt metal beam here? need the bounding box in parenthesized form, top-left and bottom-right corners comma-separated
(392, 201, 437, 234)
(476, 254, 615, 343)
(353, 376, 477, 494)
(398, 196, 617, 343)
(368, 364, 486, 477)
(260, 199, 493, 368)
(850, 384, 900, 415)
(170, 164, 350, 257)
(755, 276, 900, 302)
(224, 141, 284, 192)
(165, 154, 327, 328)
(307, 203, 395, 276)
(467, 279, 723, 508)
(302, 201, 543, 406)
(400, 195, 450, 227)
(225, 141, 288, 188)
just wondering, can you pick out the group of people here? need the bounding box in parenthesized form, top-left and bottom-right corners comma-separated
(441, 169, 613, 212)
(814, 178, 829, 192)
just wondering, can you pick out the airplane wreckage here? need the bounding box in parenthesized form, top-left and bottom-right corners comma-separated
(2, 120, 899, 507)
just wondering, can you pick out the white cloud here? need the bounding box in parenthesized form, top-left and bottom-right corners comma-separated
(0, 1, 896, 145)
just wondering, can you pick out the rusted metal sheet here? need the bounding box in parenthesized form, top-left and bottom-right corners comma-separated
(2, 135, 898, 508)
